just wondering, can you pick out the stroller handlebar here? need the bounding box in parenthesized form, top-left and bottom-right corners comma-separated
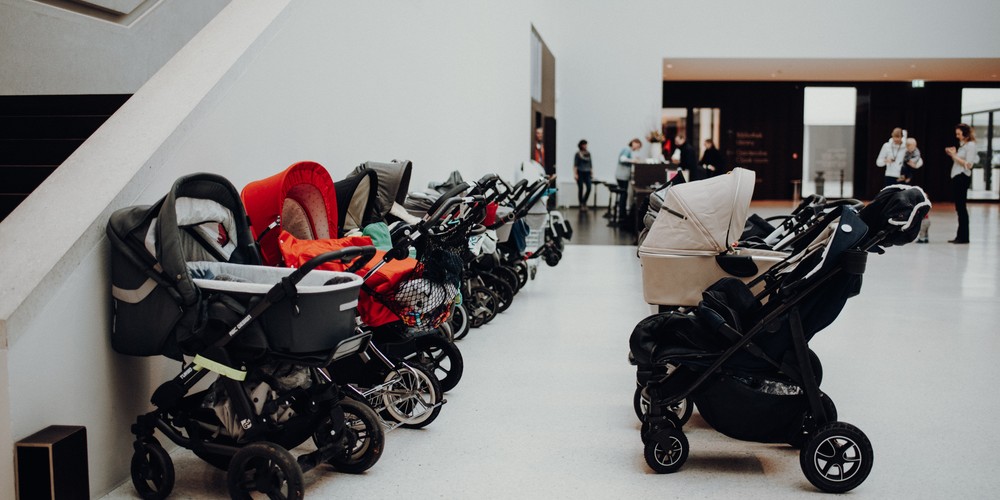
(285, 246, 377, 287)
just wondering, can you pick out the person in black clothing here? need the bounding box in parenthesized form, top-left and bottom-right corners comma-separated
(574, 139, 593, 211)
(673, 135, 703, 181)
(699, 138, 726, 178)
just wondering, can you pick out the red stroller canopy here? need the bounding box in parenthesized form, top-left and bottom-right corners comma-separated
(241, 161, 339, 266)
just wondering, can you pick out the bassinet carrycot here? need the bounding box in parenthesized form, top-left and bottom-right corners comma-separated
(638, 168, 785, 307)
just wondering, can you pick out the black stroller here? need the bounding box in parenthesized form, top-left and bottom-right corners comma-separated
(107, 173, 385, 499)
(630, 185, 930, 493)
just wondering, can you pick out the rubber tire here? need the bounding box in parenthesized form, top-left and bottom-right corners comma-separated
(493, 265, 522, 294)
(227, 442, 304, 500)
(381, 363, 443, 429)
(324, 398, 385, 474)
(513, 261, 529, 289)
(633, 386, 693, 426)
(450, 302, 471, 340)
(644, 428, 689, 474)
(467, 286, 498, 327)
(409, 334, 465, 393)
(799, 421, 873, 493)
(482, 273, 514, 313)
(130, 438, 174, 500)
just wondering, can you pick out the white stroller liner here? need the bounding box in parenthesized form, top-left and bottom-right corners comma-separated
(639, 168, 786, 306)
(523, 195, 548, 250)
(494, 206, 515, 242)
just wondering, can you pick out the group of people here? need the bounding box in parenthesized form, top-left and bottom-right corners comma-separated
(875, 123, 977, 244)
(556, 123, 979, 244)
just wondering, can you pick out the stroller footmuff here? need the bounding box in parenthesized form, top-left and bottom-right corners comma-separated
(108, 173, 385, 499)
(630, 185, 930, 493)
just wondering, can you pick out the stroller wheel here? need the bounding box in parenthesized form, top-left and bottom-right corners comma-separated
(226, 442, 304, 500)
(467, 286, 499, 327)
(130, 438, 174, 500)
(319, 398, 385, 474)
(543, 248, 561, 267)
(483, 273, 514, 313)
(408, 334, 465, 393)
(494, 265, 521, 294)
(382, 363, 443, 429)
(513, 261, 529, 289)
(450, 303, 470, 340)
(633, 386, 693, 426)
(644, 428, 689, 474)
(799, 421, 873, 493)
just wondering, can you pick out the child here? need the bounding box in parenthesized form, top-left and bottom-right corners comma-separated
(898, 137, 922, 183)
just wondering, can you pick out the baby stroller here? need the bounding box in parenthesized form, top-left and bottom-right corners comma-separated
(242, 162, 465, 399)
(629, 185, 930, 493)
(637, 168, 788, 310)
(107, 173, 384, 499)
(742, 194, 866, 251)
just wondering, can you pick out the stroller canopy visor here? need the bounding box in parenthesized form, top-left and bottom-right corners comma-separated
(640, 168, 756, 256)
(241, 161, 338, 266)
(334, 168, 381, 235)
(354, 160, 413, 219)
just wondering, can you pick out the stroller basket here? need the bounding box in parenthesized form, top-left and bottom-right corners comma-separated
(366, 261, 457, 329)
(189, 261, 363, 354)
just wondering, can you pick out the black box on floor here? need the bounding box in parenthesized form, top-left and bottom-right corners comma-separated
(15, 425, 89, 500)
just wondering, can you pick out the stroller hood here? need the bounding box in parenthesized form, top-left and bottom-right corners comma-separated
(241, 161, 339, 266)
(859, 185, 931, 247)
(334, 168, 382, 235)
(353, 160, 413, 220)
(639, 168, 756, 256)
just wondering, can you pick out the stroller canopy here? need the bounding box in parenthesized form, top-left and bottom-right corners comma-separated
(353, 160, 413, 220)
(334, 168, 381, 235)
(640, 168, 755, 256)
(241, 161, 339, 266)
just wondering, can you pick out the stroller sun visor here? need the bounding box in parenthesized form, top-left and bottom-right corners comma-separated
(354, 160, 413, 220)
(639, 168, 756, 257)
(241, 161, 339, 266)
(334, 168, 381, 236)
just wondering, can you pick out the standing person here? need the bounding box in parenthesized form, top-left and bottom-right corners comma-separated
(574, 139, 594, 212)
(616, 138, 642, 223)
(945, 123, 977, 244)
(699, 138, 726, 177)
(875, 127, 906, 188)
(533, 127, 545, 167)
(673, 135, 703, 181)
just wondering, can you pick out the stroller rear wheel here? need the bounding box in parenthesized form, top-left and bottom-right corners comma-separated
(317, 398, 385, 474)
(130, 437, 174, 500)
(799, 421, 873, 493)
(493, 265, 521, 294)
(513, 261, 529, 289)
(482, 272, 514, 313)
(467, 286, 499, 327)
(382, 363, 443, 429)
(644, 428, 689, 474)
(450, 302, 470, 340)
(227, 441, 304, 500)
(407, 334, 465, 393)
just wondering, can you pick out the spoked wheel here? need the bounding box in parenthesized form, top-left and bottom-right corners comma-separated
(450, 302, 470, 340)
(467, 286, 499, 327)
(633, 386, 692, 426)
(493, 265, 521, 294)
(226, 442, 304, 500)
(800, 421, 873, 493)
(382, 363, 443, 429)
(513, 261, 529, 289)
(407, 334, 465, 393)
(130, 438, 174, 500)
(644, 428, 689, 474)
(316, 398, 385, 474)
(482, 273, 514, 313)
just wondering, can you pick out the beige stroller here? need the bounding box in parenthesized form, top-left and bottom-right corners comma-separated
(638, 168, 787, 308)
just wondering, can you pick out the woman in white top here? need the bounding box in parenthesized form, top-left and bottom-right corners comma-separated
(945, 123, 977, 243)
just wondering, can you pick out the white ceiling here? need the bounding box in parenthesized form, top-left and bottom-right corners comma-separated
(662, 58, 1000, 82)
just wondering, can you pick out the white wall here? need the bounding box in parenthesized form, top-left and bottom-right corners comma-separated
(0, 0, 230, 94)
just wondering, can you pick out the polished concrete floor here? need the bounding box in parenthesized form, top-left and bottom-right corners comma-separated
(104, 202, 1000, 499)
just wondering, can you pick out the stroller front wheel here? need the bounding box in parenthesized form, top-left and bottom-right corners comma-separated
(799, 421, 873, 493)
(130, 437, 174, 500)
(319, 398, 385, 474)
(634, 386, 693, 426)
(227, 441, 304, 500)
(644, 428, 689, 474)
